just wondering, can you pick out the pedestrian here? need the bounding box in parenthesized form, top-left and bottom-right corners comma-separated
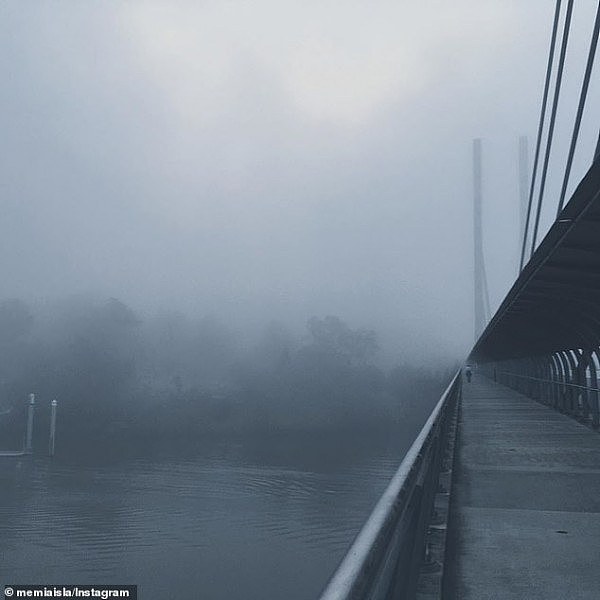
(465, 365, 472, 383)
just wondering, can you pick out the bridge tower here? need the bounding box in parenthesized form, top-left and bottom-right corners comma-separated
(517, 136, 529, 272)
(472, 138, 490, 341)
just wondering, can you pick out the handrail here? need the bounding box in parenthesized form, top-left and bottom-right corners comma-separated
(491, 358, 600, 429)
(499, 370, 600, 393)
(319, 371, 461, 600)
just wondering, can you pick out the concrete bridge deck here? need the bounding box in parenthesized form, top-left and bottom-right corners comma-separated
(447, 374, 600, 600)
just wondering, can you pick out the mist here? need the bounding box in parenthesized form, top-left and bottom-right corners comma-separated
(0, 295, 452, 449)
(3, 2, 600, 598)
(4, 1, 599, 366)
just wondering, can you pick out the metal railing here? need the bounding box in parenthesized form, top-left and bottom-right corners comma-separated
(498, 371, 600, 393)
(491, 362, 600, 429)
(318, 371, 461, 600)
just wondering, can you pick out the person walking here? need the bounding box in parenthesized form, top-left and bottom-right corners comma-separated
(465, 365, 472, 383)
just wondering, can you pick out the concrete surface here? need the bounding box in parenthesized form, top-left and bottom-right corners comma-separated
(446, 374, 600, 599)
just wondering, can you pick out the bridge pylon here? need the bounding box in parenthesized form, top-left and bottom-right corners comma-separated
(472, 138, 490, 342)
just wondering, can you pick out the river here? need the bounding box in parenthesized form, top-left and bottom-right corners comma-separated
(0, 434, 414, 599)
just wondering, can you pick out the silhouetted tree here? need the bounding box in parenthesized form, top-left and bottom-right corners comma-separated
(306, 315, 378, 365)
(0, 299, 33, 343)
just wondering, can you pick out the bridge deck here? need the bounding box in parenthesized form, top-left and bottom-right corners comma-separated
(447, 374, 600, 600)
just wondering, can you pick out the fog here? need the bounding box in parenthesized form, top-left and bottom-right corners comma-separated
(4, 4, 600, 598)
(2, 1, 600, 362)
(0, 295, 452, 448)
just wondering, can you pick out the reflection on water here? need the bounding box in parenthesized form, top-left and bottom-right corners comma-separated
(0, 437, 408, 600)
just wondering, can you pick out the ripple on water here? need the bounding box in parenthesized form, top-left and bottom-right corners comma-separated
(0, 446, 403, 600)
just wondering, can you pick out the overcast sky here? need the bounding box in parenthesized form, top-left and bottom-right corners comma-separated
(1, 1, 599, 363)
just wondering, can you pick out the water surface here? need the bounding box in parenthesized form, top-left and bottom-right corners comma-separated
(0, 435, 410, 599)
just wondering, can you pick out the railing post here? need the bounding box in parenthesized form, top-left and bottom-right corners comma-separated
(550, 353, 561, 409)
(579, 350, 592, 424)
(555, 352, 567, 411)
(565, 350, 580, 417)
(589, 350, 600, 428)
(546, 354, 556, 404)
(538, 356, 550, 403)
(557, 352, 571, 413)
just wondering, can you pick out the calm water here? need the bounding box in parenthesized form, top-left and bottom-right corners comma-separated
(0, 436, 409, 599)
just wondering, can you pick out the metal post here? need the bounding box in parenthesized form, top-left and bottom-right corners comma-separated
(49, 399, 57, 458)
(563, 351, 577, 414)
(579, 350, 592, 423)
(556, 351, 569, 412)
(569, 350, 582, 416)
(590, 350, 600, 428)
(25, 393, 35, 454)
(550, 353, 561, 408)
(543, 354, 553, 405)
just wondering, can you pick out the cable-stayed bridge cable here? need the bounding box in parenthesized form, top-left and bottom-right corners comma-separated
(530, 0, 574, 259)
(520, 0, 563, 272)
(557, 0, 600, 215)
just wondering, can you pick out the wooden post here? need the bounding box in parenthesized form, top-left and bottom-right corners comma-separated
(49, 399, 57, 457)
(25, 393, 35, 454)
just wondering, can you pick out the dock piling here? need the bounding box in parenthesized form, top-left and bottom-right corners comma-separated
(25, 393, 35, 454)
(49, 399, 57, 457)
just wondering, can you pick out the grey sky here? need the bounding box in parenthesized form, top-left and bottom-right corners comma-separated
(2, 1, 599, 363)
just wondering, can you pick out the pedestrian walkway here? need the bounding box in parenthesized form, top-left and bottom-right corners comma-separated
(447, 373, 600, 600)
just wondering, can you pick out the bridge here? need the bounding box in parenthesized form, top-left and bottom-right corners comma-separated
(318, 2, 600, 598)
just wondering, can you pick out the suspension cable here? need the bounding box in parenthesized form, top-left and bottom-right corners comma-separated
(530, 0, 574, 259)
(519, 0, 563, 272)
(557, 1, 600, 215)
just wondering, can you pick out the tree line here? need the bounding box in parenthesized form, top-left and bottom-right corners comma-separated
(0, 296, 453, 449)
